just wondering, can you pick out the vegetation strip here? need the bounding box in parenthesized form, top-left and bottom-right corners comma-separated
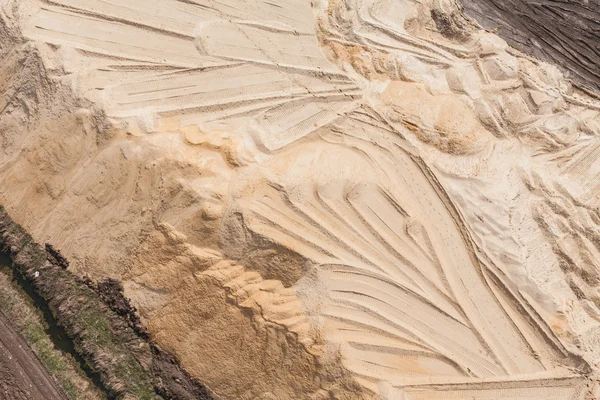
(0, 252, 107, 400)
(0, 206, 215, 400)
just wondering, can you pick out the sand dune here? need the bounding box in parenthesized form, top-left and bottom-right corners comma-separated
(1, 0, 599, 398)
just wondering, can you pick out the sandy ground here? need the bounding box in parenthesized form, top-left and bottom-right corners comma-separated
(0, 0, 600, 399)
(0, 312, 66, 400)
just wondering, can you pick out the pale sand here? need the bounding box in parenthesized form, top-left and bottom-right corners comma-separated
(0, 0, 599, 398)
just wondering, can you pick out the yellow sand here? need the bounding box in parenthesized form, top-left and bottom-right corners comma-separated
(0, 0, 599, 398)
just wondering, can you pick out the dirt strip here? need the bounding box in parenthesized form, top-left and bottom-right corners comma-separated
(459, 0, 600, 93)
(0, 312, 66, 400)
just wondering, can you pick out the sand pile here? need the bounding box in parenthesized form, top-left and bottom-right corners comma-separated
(1, 0, 600, 398)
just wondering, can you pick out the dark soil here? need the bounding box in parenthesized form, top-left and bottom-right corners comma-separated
(0, 206, 216, 400)
(151, 347, 215, 400)
(45, 243, 69, 269)
(459, 0, 600, 93)
(93, 278, 149, 340)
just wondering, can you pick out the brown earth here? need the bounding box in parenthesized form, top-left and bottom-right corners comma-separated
(459, 0, 600, 93)
(0, 207, 216, 400)
(92, 278, 216, 400)
(0, 312, 66, 400)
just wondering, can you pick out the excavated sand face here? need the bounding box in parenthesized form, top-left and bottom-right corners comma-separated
(1, 0, 600, 398)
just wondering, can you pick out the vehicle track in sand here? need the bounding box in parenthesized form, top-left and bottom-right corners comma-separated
(0, 312, 66, 400)
(2, 0, 600, 398)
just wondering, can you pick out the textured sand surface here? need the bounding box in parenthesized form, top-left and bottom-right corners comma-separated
(1, 0, 600, 398)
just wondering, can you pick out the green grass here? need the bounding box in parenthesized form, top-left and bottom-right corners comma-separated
(40, 268, 157, 399)
(114, 358, 156, 400)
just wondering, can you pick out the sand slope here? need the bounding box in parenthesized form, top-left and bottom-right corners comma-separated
(1, 0, 600, 398)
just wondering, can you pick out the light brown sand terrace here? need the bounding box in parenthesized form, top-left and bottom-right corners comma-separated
(1, 0, 600, 398)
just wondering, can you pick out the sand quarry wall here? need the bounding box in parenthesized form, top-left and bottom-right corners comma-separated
(1, 0, 600, 399)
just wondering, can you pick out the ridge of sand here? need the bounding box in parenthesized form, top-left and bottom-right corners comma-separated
(1, 0, 600, 398)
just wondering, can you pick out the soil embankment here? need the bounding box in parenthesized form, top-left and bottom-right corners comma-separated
(0, 206, 215, 400)
(0, 249, 105, 400)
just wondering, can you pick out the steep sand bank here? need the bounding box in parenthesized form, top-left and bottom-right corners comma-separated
(1, 0, 600, 398)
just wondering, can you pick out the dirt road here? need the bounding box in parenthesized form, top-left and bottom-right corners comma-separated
(0, 312, 66, 400)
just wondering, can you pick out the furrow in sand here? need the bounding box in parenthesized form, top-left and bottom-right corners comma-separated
(563, 138, 600, 175)
(299, 188, 423, 289)
(310, 113, 556, 382)
(202, 0, 313, 31)
(397, 373, 586, 399)
(328, 289, 504, 377)
(30, 18, 201, 67)
(411, 158, 544, 375)
(247, 193, 388, 275)
(105, 65, 357, 118)
(314, 186, 447, 293)
(42, 0, 202, 37)
(323, 267, 467, 328)
(175, 97, 299, 124)
(480, 266, 573, 370)
(324, 304, 437, 352)
(257, 100, 360, 150)
(347, 189, 459, 306)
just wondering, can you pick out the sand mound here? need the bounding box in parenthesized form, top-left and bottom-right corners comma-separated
(1, 0, 600, 398)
